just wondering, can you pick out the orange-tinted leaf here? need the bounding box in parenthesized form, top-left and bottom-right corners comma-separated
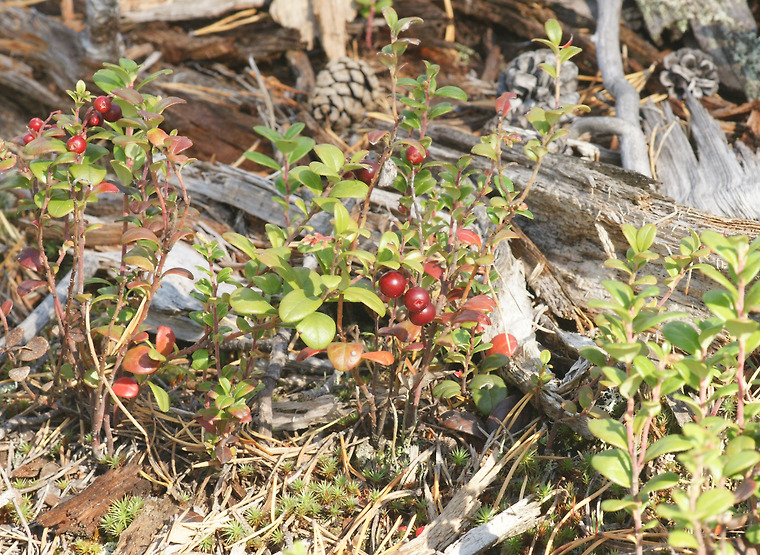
(404, 342, 424, 352)
(487, 333, 519, 357)
(113, 376, 139, 398)
(92, 181, 119, 194)
(462, 294, 496, 313)
(297, 347, 325, 362)
(327, 342, 364, 372)
(121, 226, 159, 245)
(362, 351, 395, 365)
(18, 247, 43, 272)
(133, 331, 149, 343)
(423, 261, 443, 280)
(147, 127, 169, 148)
(1, 300, 13, 316)
(378, 320, 421, 343)
(155, 325, 175, 357)
(165, 135, 193, 154)
(456, 228, 482, 249)
(18, 280, 46, 297)
(122, 345, 161, 375)
(163, 267, 194, 280)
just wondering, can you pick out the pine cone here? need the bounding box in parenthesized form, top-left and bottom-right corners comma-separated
(496, 50, 580, 128)
(310, 57, 382, 130)
(659, 48, 719, 99)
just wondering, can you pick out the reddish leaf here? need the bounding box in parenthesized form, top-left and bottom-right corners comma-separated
(496, 92, 517, 117)
(297, 347, 325, 362)
(462, 295, 496, 313)
(17, 280, 46, 297)
(455, 228, 482, 249)
(112, 376, 139, 398)
(133, 331, 149, 343)
(17, 247, 43, 272)
(452, 309, 491, 326)
(327, 342, 364, 372)
(126, 280, 151, 291)
(1, 300, 13, 317)
(487, 333, 519, 357)
(121, 226, 159, 245)
(446, 288, 465, 302)
(404, 342, 424, 352)
(439, 312, 454, 325)
(361, 351, 395, 365)
(147, 127, 169, 148)
(441, 410, 487, 438)
(155, 325, 175, 357)
(122, 345, 161, 375)
(92, 181, 119, 194)
(423, 261, 443, 280)
(165, 135, 193, 155)
(228, 404, 252, 423)
(163, 267, 194, 280)
(367, 130, 389, 144)
(378, 320, 421, 343)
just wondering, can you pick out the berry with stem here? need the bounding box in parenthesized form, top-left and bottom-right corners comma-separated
(28, 118, 44, 132)
(22, 133, 35, 145)
(67, 135, 86, 154)
(378, 270, 407, 298)
(94, 95, 111, 114)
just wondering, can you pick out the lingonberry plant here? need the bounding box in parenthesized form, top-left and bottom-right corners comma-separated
(581, 225, 760, 553)
(1, 59, 193, 456)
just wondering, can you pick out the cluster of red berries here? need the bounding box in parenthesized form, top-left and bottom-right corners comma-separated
(23, 95, 123, 155)
(378, 271, 436, 326)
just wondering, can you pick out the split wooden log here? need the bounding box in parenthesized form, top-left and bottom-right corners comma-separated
(642, 93, 760, 220)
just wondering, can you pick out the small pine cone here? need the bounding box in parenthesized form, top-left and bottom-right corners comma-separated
(496, 50, 580, 128)
(310, 57, 382, 130)
(660, 47, 719, 99)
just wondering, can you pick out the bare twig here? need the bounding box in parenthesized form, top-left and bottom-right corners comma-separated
(257, 327, 292, 438)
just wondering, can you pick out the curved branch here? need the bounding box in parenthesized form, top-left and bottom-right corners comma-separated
(593, 0, 651, 177)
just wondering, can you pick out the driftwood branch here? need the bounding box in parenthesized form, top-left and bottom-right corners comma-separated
(257, 328, 292, 438)
(592, 0, 650, 176)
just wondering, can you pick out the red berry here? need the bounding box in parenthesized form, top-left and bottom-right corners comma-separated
(487, 333, 519, 358)
(94, 95, 111, 114)
(22, 133, 35, 145)
(87, 112, 103, 127)
(103, 102, 122, 123)
(378, 271, 407, 299)
(409, 302, 436, 326)
(405, 145, 426, 165)
(28, 118, 44, 132)
(355, 159, 379, 185)
(404, 286, 430, 313)
(66, 135, 86, 154)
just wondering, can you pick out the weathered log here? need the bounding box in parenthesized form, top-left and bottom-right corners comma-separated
(642, 93, 760, 220)
(424, 123, 760, 327)
(119, 0, 266, 23)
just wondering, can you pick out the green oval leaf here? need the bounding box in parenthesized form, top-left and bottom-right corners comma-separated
(640, 472, 680, 495)
(723, 450, 760, 478)
(329, 180, 369, 199)
(587, 418, 628, 450)
(147, 381, 170, 412)
(279, 289, 323, 323)
(469, 374, 507, 416)
(342, 286, 386, 317)
(433, 380, 460, 400)
(230, 288, 275, 316)
(296, 312, 336, 350)
(591, 449, 632, 488)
